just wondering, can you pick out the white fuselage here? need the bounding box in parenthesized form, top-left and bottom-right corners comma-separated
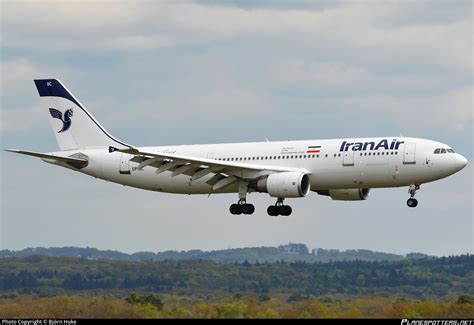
(52, 136, 467, 196)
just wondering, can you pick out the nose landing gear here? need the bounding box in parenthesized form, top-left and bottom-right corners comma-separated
(407, 184, 420, 208)
(267, 198, 292, 216)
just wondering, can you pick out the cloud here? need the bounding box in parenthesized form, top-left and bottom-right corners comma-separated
(289, 86, 473, 134)
(2, 1, 471, 73)
(0, 59, 44, 97)
(1, 103, 44, 134)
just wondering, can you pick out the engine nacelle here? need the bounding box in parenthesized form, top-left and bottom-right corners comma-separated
(252, 172, 311, 198)
(317, 188, 370, 201)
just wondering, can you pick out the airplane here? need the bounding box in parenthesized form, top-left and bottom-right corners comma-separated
(6, 79, 468, 216)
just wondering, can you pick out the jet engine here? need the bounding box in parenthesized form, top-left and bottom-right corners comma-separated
(317, 188, 370, 201)
(251, 172, 311, 198)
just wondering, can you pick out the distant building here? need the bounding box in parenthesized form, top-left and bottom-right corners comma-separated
(278, 243, 310, 255)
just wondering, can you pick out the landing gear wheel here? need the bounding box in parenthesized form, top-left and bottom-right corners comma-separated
(230, 204, 242, 215)
(241, 204, 255, 215)
(267, 205, 279, 216)
(407, 198, 418, 208)
(279, 205, 292, 216)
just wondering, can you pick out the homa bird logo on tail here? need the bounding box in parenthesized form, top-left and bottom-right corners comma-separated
(49, 108, 73, 133)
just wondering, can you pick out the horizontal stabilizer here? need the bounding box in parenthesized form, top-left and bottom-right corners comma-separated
(6, 149, 88, 169)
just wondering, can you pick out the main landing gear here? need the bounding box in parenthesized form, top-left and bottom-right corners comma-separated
(407, 184, 420, 208)
(230, 182, 256, 215)
(267, 198, 292, 216)
(230, 199, 255, 215)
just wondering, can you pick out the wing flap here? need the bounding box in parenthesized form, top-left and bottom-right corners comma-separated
(212, 176, 238, 191)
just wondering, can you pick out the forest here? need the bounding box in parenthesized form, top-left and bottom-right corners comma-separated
(0, 254, 472, 299)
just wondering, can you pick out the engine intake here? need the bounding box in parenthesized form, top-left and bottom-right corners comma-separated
(317, 188, 370, 201)
(251, 172, 311, 198)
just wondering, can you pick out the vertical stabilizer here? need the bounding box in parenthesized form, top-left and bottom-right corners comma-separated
(34, 79, 131, 151)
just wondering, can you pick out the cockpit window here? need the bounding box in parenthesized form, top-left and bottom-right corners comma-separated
(440, 149, 447, 153)
(447, 149, 455, 153)
(434, 148, 440, 154)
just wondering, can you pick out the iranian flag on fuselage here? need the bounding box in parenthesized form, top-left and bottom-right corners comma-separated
(307, 145, 321, 153)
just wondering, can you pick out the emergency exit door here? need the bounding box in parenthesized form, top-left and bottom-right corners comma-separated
(343, 150, 354, 166)
(119, 154, 131, 174)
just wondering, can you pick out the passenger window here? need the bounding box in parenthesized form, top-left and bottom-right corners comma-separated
(316, 155, 319, 158)
(325, 154, 328, 158)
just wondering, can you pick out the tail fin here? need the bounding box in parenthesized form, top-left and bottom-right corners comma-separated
(34, 79, 131, 151)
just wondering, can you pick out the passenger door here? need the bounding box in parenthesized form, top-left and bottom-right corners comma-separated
(403, 142, 416, 164)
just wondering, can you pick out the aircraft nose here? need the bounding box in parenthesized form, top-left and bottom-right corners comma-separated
(453, 154, 468, 172)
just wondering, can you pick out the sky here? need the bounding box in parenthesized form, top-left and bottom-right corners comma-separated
(1, 0, 472, 256)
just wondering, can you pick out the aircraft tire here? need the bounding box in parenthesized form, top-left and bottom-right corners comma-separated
(280, 205, 292, 216)
(267, 205, 279, 216)
(241, 204, 255, 215)
(230, 204, 242, 215)
(407, 198, 418, 208)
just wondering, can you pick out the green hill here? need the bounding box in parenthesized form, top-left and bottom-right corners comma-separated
(0, 244, 423, 263)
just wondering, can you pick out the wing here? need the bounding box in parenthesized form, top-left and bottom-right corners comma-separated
(112, 146, 310, 191)
(49, 108, 63, 120)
